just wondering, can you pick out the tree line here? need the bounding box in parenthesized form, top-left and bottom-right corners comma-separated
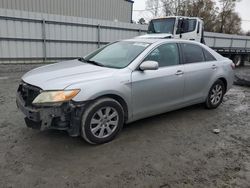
(138, 0, 248, 35)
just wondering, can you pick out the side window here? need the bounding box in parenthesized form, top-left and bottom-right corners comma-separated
(176, 19, 197, 34)
(144, 43, 179, 67)
(181, 43, 205, 64)
(203, 48, 216, 61)
(187, 19, 197, 32)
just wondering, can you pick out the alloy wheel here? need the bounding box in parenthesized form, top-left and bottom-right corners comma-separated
(90, 107, 119, 138)
(210, 84, 223, 105)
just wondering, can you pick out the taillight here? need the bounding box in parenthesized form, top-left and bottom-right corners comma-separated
(231, 63, 235, 69)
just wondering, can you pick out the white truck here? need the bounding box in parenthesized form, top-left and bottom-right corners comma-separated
(139, 16, 250, 66)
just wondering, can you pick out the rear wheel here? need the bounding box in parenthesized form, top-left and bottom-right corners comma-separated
(81, 98, 124, 144)
(205, 80, 225, 109)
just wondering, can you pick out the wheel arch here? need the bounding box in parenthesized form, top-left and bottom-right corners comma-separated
(94, 94, 129, 122)
(218, 77, 227, 92)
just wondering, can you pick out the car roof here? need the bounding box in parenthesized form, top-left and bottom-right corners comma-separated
(123, 37, 225, 61)
(124, 38, 162, 44)
(124, 38, 202, 45)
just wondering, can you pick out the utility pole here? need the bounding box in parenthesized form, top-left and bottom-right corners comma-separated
(185, 0, 189, 16)
(177, 0, 180, 15)
(155, 0, 159, 17)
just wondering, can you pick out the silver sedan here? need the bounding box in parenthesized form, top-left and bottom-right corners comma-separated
(17, 39, 235, 144)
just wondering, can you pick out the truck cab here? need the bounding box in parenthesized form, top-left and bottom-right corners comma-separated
(146, 16, 205, 43)
(139, 16, 248, 67)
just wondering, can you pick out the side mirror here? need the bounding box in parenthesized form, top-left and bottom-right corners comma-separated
(177, 19, 189, 37)
(197, 22, 200, 34)
(181, 19, 189, 33)
(139, 61, 159, 71)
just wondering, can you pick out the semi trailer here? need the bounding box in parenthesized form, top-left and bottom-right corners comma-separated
(138, 16, 250, 66)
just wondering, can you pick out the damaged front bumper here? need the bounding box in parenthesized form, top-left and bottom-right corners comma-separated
(16, 92, 85, 137)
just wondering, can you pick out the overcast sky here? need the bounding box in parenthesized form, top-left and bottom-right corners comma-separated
(132, 0, 250, 32)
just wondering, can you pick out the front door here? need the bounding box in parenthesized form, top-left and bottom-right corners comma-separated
(131, 43, 185, 121)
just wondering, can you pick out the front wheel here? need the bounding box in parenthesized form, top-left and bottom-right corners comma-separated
(81, 98, 124, 144)
(205, 80, 225, 109)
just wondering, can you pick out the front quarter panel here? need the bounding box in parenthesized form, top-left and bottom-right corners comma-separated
(65, 69, 132, 119)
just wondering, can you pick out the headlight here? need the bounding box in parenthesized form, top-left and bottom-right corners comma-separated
(32, 89, 80, 104)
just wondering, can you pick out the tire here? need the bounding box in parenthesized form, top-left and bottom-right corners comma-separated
(205, 80, 225, 109)
(233, 55, 242, 67)
(81, 97, 124, 144)
(241, 56, 246, 67)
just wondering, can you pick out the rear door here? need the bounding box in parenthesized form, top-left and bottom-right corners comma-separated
(180, 43, 218, 103)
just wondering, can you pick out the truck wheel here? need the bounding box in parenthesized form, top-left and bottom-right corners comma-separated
(241, 56, 246, 67)
(233, 55, 242, 67)
(205, 80, 225, 109)
(81, 98, 124, 144)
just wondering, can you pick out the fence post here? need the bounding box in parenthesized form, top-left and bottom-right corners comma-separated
(245, 40, 248, 49)
(97, 24, 101, 48)
(42, 19, 47, 62)
(230, 38, 233, 49)
(213, 37, 216, 48)
(138, 29, 141, 36)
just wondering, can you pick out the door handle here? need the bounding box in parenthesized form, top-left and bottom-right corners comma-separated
(175, 70, 184, 76)
(212, 65, 217, 70)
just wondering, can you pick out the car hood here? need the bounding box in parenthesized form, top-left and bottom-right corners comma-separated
(22, 59, 116, 90)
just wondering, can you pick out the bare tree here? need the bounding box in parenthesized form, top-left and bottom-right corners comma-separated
(180, 0, 242, 34)
(146, 0, 161, 17)
(219, 12, 242, 34)
(184, 0, 219, 32)
(161, 0, 188, 16)
(218, 0, 241, 33)
(161, 0, 177, 16)
(145, 0, 243, 34)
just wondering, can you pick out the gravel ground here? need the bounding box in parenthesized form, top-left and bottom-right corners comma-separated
(0, 64, 250, 188)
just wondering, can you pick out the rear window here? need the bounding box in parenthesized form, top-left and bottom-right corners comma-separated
(181, 43, 205, 64)
(203, 48, 216, 61)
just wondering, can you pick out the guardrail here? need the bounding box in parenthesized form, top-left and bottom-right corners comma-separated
(0, 12, 147, 63)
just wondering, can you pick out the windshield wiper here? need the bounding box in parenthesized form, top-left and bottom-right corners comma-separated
(78, 57, 104, 67)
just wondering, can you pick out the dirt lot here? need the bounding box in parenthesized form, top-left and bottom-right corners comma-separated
(0, 64, 250, 188)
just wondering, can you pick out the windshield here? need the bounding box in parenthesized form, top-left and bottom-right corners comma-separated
(148, 18, 176, 34)
(83, 41, 150, 69)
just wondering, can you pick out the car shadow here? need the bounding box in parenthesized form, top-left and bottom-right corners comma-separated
(123, 103, 205, 130)
(19, 103, 213, 163)
(34, 103, 206, 146)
